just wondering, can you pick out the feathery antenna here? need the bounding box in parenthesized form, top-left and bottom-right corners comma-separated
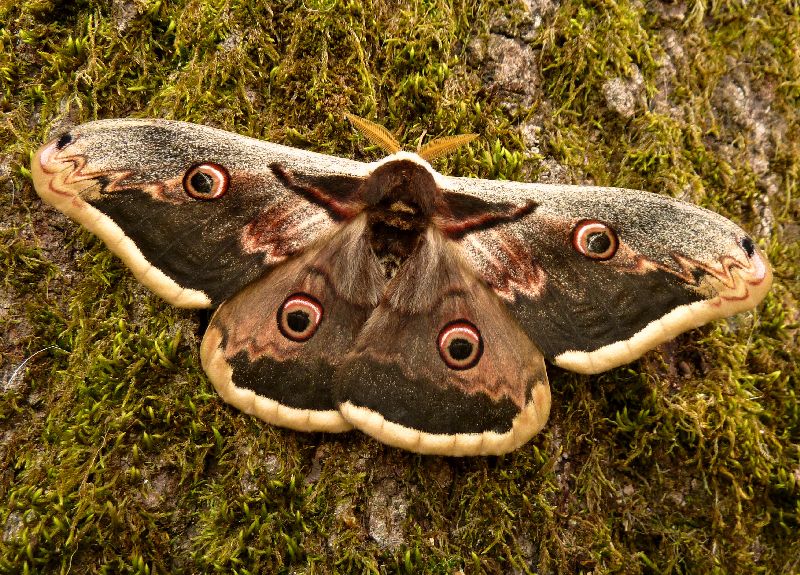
(345, 113, 402, 155)
(418, 134, 478, 161)
(346, 113, 478, 160)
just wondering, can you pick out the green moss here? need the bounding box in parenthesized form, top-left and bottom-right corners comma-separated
(1, 0, 798, 573)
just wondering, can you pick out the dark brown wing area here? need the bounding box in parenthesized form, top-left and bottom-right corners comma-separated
(32, 119, 368, 307)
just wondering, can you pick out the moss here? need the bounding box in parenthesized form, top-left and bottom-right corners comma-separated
(1, 0, 798, 573)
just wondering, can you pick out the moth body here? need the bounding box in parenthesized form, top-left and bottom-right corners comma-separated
(31, 118, 772, 455)
(360, 156, 438, 280)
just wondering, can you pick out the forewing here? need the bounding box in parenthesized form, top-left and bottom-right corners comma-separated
(334, 228, 551, 456)
(32, 119, 369, 307)
(436, 177, 772, 373)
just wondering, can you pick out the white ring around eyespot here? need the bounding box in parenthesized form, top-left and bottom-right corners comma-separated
(277, 293, 324, 342)
(437, 320, 483, 370)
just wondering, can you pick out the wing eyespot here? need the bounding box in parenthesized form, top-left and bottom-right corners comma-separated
(572, 220, 618, 260)
(183, 163, 229, 200)
(437, 320, 483, 370)
(277, 293, 323, 342)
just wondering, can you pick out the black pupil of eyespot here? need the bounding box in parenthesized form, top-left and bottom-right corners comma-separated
(286, 310, 310, 333)
(586, 231, 611, 254)
(741, 236, 755, 257)
(448, 338, 473, 361)
(190, 171, 214, 195)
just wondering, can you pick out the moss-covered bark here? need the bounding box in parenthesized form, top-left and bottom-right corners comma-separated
(1, 0, 798, 573)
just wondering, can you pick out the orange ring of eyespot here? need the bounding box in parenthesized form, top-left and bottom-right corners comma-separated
(183, 163, 229, 200)
(437, 320, 483, 370)
(572, 219, 618, 260)
(277, 293, 324, 342)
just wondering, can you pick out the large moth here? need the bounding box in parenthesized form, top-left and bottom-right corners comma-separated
(31, 116, 772, 456)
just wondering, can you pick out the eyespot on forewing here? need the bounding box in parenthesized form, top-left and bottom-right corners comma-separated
(183, 163, 229, 200)
(572, 220, 618, 260)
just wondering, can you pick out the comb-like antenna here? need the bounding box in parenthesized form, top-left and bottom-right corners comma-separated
(345, 113, 402, 155)
(418, 133, 479, 161)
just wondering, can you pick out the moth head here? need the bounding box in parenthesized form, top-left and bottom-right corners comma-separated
(360, 159, 439, 216)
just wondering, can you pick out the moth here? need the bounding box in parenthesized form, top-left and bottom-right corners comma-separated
(31, 115, 772, 456)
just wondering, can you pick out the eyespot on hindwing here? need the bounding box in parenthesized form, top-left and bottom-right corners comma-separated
(437, 320, 483, 370)
(277, 293, 324, 342)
